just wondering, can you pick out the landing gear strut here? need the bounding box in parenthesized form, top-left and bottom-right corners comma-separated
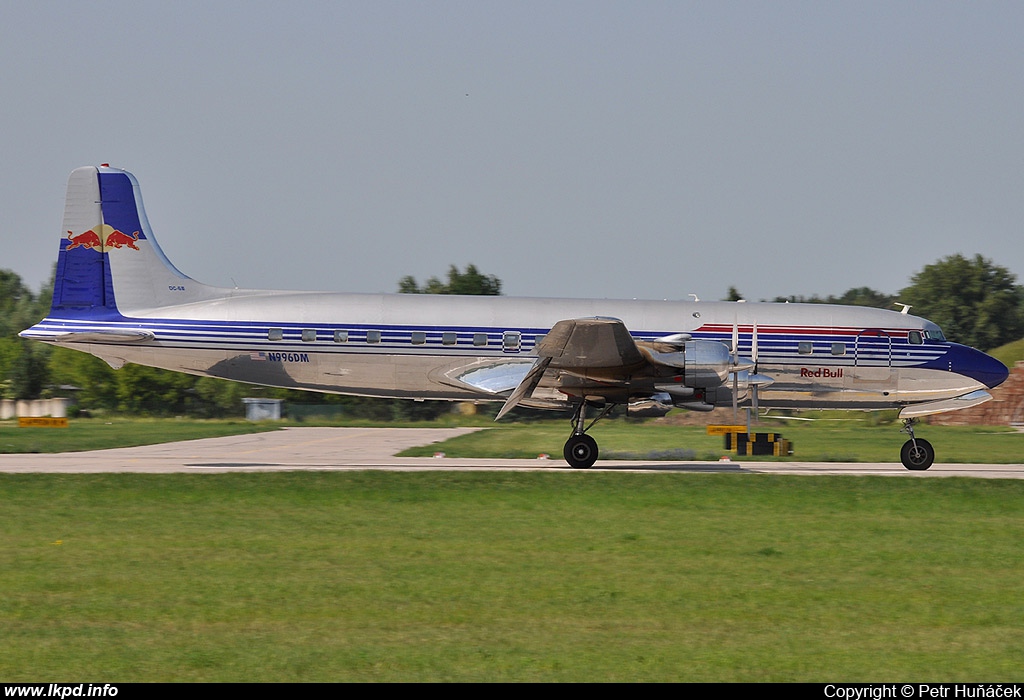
(900, 418, 934, 471)
(563, 401, 615, 469)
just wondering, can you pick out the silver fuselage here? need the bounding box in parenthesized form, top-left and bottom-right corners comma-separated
(28, 291, 992, 412)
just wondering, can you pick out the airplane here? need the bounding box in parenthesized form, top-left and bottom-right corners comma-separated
(21, 166, 1010, 470)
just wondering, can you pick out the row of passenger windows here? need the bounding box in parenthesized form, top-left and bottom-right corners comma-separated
(797, 338, 926, 355)
(267, 328, 523, 349)
(267, 330, 922, 355)
(797, 341, 848, 356)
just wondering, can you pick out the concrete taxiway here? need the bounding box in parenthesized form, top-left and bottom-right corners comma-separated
(0, 427, 1022, 478)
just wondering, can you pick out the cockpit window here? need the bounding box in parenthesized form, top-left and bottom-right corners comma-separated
(925, 329, 946, 341)
(908, 331, 923, 345)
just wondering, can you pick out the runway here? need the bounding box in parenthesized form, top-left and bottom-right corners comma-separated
(0, 427, 1022, 478)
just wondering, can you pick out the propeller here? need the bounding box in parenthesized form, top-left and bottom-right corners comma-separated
(729, 321, 754, 419)
(732, 321, 740, 420)
(730, 319, 770, 422)
(751, 322, 759, 419)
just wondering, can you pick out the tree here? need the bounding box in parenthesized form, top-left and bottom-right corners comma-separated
(828, 287, 896, 309)
(0, 269, 52, 399)
(724, 286, 743, 302)
(398, 264, 502, 296)
(394, 264, 503, 420)
(899, 254, 1024, 351)
(770, 287, 895, 308)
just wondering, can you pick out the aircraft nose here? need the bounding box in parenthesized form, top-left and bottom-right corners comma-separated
(949, 344, 1010, 389)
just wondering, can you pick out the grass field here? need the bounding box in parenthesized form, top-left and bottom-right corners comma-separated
(399, 418, 1024, 464)
(3, 414, 1021, 464)
(2, 472, 1023, 681)
(0, 419, 279, 454)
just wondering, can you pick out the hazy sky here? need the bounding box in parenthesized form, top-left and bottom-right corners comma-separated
(3, 1, 1022, 303)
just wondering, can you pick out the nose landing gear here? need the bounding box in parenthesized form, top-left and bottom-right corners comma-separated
(900, 418, 934, 470)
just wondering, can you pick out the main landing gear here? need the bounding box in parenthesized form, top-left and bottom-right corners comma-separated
(900, 418, 935, 471)
(563, 401, 615, 469)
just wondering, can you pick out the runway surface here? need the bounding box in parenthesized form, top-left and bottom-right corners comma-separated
(0, 427, 1022, 478)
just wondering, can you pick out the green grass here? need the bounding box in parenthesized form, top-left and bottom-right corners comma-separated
(988, 337, 1024, 369)
(0, 418, 279, 454)
(3, 414, 1021, 463)
(1, 472, 1022, 681)
(399, 418, 1024, 463)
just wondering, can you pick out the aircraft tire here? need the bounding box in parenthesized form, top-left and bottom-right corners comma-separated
(564, 434, 599, 469)
(900, 438, 934, 471)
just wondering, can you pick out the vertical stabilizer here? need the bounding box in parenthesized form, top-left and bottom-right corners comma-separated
(50, 165, 221, 318)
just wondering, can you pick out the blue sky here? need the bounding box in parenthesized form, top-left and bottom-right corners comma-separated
(3, 1, 1022, 302)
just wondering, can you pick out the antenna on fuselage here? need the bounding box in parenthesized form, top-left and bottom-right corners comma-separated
(894, 303, 912, 315)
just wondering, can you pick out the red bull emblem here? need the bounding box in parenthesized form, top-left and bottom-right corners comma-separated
(65, 225, 141, 253)
(105, 229, 140, 250)
(66, 229, 102, 250)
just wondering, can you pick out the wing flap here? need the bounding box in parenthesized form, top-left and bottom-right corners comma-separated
(495, 356, 553, 420)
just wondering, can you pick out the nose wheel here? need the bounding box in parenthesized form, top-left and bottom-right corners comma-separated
(900, 438, 934, 470)
(900, 418, 934, 470)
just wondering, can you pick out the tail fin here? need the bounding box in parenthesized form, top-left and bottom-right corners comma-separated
(50, 166, 221, 318)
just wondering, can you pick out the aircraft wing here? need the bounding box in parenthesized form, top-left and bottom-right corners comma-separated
(20, 329, 155, 344)
(535, 317, 646, 368)
(898, 389, 993, 418)
(495, 317, 651, 419)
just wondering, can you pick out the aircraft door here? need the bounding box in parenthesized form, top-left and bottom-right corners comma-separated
(847, 329, 895, 391)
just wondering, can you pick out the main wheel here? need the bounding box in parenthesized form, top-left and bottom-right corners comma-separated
(900, 438, 934, 471)
(564, 434, 599, 469)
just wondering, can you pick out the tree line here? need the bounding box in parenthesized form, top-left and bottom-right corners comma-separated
(2, 256, 1022, 418)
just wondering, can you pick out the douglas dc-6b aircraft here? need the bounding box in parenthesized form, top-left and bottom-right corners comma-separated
(22, 166, 1010, 469)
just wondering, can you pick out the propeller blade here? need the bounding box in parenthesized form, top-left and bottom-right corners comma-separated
(751, 322, 759, 423)
(752, 322, 758, 368)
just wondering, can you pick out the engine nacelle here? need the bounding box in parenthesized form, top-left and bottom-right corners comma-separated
(644, 339, 733, 388)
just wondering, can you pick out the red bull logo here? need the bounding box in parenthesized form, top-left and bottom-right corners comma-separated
(105, 229, 140, 250)
(65, 225, 141, 253)
(800, 367, 844, 378)
(66, 229, 102, 250)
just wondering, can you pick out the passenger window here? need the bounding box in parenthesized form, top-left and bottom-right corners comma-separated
(411, 331, 426, 345)
(301, 329, 316, 342)
(366, 330, 381, 344)
(334, 330, 348, 343)
(442, 332, 457, 346)
(473, 333, 488, 347)
(798, 341, 813, 355)
(908, 331, 923, 345)
(831, 342, 846, 356)
(268, 328, 283, 341)
(503, 331, 521, 352)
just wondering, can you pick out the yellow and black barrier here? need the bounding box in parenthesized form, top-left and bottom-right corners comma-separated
(17, 417, 69, 428)
(708, 425, 792, 457)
